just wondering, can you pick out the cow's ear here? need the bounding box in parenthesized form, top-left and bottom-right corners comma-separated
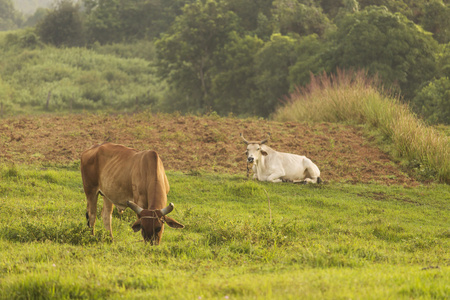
(261, 150, 268, 156)
(131, 219, 142, 232)
(165, 217, 185, 229)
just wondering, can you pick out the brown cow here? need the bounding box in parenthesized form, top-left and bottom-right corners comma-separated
(80, 142, 184, 244)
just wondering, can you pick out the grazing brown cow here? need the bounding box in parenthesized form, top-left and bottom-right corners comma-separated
(80, 143, 184, 244)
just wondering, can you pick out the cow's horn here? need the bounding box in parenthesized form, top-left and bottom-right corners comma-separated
(240, 133, 249, 145)
(161, 203, 174, 216)
(260, 133, 271, 144)
(127, 201, 144, 216)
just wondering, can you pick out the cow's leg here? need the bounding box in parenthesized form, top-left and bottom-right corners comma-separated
(303, 176, 321, 184)
(85, 190, 98, 235)
(101, 197, 114, 240)
(302, 169, 321, 184)
(252, 165, 258, 180)
(292, 179, 305, 183)
(267, 172, 284, 183)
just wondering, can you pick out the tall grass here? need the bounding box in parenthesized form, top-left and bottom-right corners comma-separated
(274, 70, 450, 184)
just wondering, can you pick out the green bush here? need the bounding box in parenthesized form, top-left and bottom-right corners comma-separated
(413, 77, 450, 125)
(36, 0, 85, 47)
(0, 45, 164, 114)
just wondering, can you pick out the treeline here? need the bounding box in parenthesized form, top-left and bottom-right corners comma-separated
(1, 0, 449, 123)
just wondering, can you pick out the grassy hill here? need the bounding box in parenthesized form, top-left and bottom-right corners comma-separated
(275, 70, 450, 184)
(0, 112, 419, 185)
(0, 31, 162, 116)
(0, 113, 448, 299)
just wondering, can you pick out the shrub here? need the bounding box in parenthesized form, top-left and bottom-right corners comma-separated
(412, 77, 450, 125)
(274, 70, 450, 183)
(36, 0, 85, 47)
(0, 45, 162, 113)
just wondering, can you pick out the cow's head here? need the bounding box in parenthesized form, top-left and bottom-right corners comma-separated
(240, 133, 270, 163)
(127, 201, 184, 245)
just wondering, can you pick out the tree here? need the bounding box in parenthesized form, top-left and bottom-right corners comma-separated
(412, 77, 450, 124)
(358, 0, 411, 18)
(319, 0, 345, 19)
(272, 0, 332, 37)
(412, 42, 450, 124)
(358, 0, 450, 44)
(23, 7, 48, 28)
(324, 6, 438, 100)
(155, 0, 240, 112)
(252, 33, 299, 116)
(288, 34, 327, 89)
(0, 0, 22, 30)
(252, 12, 273, 41)
(226, 0, 273, 33)
(36, 0, 84, 47)
(84, 0, 165, 44)
(418, 0, 450, 44)
(437, 43, 450, 78)
(318, 0, 359, 20)
(211, 33, 264, 115)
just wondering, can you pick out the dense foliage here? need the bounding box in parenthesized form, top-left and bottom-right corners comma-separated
(323, 6, 438, 99)
(36, 0, 84, 47)
(1, 0, 450, 122)
(0, 34, 162, 115)
(0, 0, 22, 30)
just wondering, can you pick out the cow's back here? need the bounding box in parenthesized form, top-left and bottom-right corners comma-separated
(81, 143, 169, 210)
(281, 152, 320, 180)
(81, 143, 138, 200)
(131, 150, 170, 210)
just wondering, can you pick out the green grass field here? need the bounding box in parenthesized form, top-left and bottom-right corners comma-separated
(0, 165, 448, 299)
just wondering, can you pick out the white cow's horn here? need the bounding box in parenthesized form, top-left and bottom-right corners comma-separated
(161, 203, 174, 216)
(260, 133, 271, 144)
(127, 201, 144, 216)
(240, 133, 249, 145)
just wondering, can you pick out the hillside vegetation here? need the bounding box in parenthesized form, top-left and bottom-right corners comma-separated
(1, 0, 450, 122)
(274, 70, 450, 184)
(1, 112, 425, 185)
(0, 35, 163, 115)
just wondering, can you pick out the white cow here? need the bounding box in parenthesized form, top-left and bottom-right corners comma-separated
(241, 133, 322, 184)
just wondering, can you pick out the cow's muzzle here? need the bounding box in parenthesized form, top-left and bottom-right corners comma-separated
(247, 157, 254, 163)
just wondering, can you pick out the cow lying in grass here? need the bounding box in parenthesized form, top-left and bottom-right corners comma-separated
(241, 133, 322, 184)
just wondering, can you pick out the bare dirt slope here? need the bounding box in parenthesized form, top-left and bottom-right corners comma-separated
(0, 113, 418, 186)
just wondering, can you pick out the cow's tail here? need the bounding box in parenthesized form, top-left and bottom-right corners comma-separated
(317, 177, 322, 184)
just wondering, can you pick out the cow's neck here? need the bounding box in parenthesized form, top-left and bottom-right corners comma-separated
(255, 154, 267, 180)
